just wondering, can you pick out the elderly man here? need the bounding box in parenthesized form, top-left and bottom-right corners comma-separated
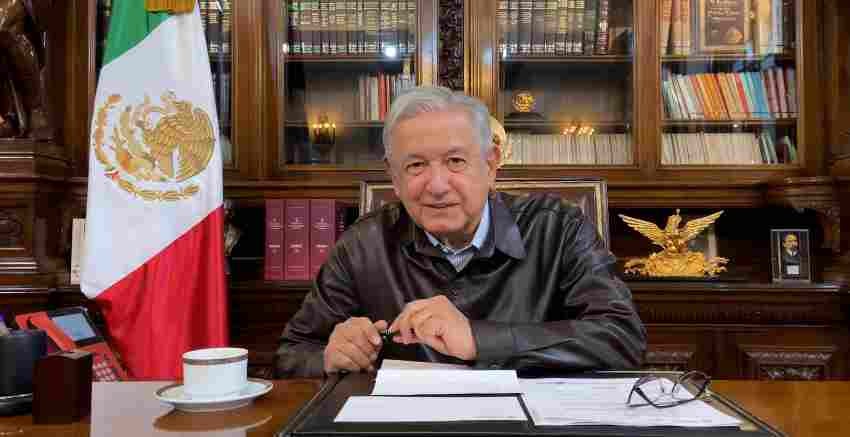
(275, 86, 646, 377)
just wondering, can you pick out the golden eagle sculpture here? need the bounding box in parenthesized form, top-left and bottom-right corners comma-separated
(619, 209, 729, 277)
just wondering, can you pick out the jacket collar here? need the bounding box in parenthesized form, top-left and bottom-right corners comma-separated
(398, 192, 526, 260)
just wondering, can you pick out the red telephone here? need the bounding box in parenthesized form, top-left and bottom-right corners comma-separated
(15, 307, 129, 381)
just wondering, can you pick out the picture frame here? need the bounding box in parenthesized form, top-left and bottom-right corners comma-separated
(770, 229, 811, 283)
(696, 0, 751, 53)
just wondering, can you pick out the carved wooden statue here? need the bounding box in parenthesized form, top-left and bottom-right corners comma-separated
(0, 0, 54, 139)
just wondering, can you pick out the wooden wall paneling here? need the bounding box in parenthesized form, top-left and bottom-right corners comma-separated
(798, 0, 825, 175)
(823, 0, 850, 162)
(463, 0, 497, 113)
(729, 329, 843, 380)
(643, 328, 713, 373)
(634, 0, 659, 178)
(417, 0, 440, 88)
(230, 0, 266, 179)
(0, 287, 51, 321)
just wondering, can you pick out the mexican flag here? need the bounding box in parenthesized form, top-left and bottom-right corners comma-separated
(81, 0, 228, 379)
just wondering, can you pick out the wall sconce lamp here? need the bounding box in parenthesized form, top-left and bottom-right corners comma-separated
(311, 115, 336, 146)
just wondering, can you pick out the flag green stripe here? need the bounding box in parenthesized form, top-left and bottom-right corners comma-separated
(102, 0, 171, 66)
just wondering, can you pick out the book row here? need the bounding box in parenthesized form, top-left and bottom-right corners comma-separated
(264, 199, 354, 281)
(286, 0, 418, 56)
(497, 0, 623, 57)
(662, 68, 797, 121)
(199, 1, 233, 55)
(661, 0, 795, 56)
(661, 132, 797, 165)
(504, 132, 633, 165)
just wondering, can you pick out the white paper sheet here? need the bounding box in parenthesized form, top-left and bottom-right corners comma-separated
(371, 368, 521, 395)
(380, 359, 471, 370)
(334, 396, 527, 422)
(520, 378, 741, 428)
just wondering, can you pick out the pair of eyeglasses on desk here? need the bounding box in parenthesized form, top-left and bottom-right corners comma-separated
(626, 370, 712, 408)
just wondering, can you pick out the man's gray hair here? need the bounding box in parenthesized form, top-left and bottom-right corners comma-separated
(383, 86, 493, 159)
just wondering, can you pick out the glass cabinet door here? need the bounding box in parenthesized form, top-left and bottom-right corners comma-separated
(496, 0, 635, 166)
(280, 0, 421, 167)
(659, 0, 798, 166)
(200, 1, 234, 166)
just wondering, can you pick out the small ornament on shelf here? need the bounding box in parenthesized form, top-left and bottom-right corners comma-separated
(506, 90, 545, 121)
(619, 209, 729, 278)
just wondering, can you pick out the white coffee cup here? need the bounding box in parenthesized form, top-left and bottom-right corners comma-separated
(182, 347, 248, 399)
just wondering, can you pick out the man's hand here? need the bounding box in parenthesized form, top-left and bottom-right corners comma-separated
(323, 318, 388, 374)
(389, 295, 477, 361)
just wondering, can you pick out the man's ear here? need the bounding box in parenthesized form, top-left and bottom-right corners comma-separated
(486, 144, 502, 176)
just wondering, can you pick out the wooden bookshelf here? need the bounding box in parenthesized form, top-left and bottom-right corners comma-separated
(663, 119, 798, 127)
(501, 55, 632, 64)
(284, 55, 413, 64)
(662, 54, 795, 64)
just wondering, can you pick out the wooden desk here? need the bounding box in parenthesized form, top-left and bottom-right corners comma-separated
(0, 380, 848, 437)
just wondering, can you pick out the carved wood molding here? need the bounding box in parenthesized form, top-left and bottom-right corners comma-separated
(439, 0, 463, 90)
(740, 346, 836, 380)
(637, 302, 843, 324)
(644, 345, 696, 372)
(766, 177, 840, 252)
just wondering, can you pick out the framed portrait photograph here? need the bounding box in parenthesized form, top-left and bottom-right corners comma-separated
(771, 229, 811, 283)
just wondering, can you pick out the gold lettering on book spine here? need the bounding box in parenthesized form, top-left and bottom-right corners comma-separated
(619, 209, 729, 277)
(92, 92, 215, 202)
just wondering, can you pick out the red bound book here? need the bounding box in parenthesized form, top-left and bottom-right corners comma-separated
(309, 199, 335, 278)
(284, 199, 310, 281)
(264, 199, 284, 281)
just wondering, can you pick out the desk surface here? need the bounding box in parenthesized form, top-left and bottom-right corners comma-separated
(0, 379, 847, 437)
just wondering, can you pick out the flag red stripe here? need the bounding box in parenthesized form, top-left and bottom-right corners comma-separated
(95, 207, 229, 380)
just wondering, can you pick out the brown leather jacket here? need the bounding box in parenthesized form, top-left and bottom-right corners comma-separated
(275, 192, 646, 378)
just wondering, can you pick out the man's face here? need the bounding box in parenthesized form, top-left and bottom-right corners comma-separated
(783, 234, 798, 253)
(387, 109, 500, 246)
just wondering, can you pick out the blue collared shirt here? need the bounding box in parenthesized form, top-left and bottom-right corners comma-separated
(425, 199, 490, 271)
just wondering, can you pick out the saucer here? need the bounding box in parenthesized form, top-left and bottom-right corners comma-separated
(155, 378, 273, 413)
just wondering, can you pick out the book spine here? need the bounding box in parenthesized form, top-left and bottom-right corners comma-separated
(680, 0, 690, 55)
(284, 199, 310, 281)
(594, 0, 609, 55)
(518, 1, 533, 54)
(70, 218, 86, 285)
(582, 0, 597, 55)
(532, 0, 546, 54)
(497, 1, 509, 55)
(310, 200, 336, 279)
(573, 0, 585, 54)
(222, 0, 232, 54)
(542, 0, 557, 54)
(290, 1, 302, 54)
(364, 1, 379, 53)
(555, 0, 567, 55)
(264, 199, 285, 281)
(207, 0, 222, 54)
(407, 0, 416, 54)
(398, 0, 409, 55)
(660, 0, 672, 55)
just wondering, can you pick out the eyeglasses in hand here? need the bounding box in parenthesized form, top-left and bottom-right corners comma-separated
(626, 370, 711, 409)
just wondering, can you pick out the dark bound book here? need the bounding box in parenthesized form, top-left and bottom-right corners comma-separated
(518, 1, 533, 54)
(532, 0, 546, 54)
(285, 199, 311, 281)
(264, 199, 284, 281)
(290, 1, 302, 54)
(309, 200, 347, 278)
(364, 0, 379, 53)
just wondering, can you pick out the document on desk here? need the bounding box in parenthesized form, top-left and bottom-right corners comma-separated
(520, 378, 742, 428)
(371, 368, 521, 395)
(335, 396, 527, 422)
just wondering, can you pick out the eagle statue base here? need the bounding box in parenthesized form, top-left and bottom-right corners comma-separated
(620, 209, 729, 278)
(624, 250, 729, 278)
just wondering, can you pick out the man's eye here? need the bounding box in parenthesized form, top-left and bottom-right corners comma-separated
(405, 162, 426, 175)
(447, 157, 468, 171)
